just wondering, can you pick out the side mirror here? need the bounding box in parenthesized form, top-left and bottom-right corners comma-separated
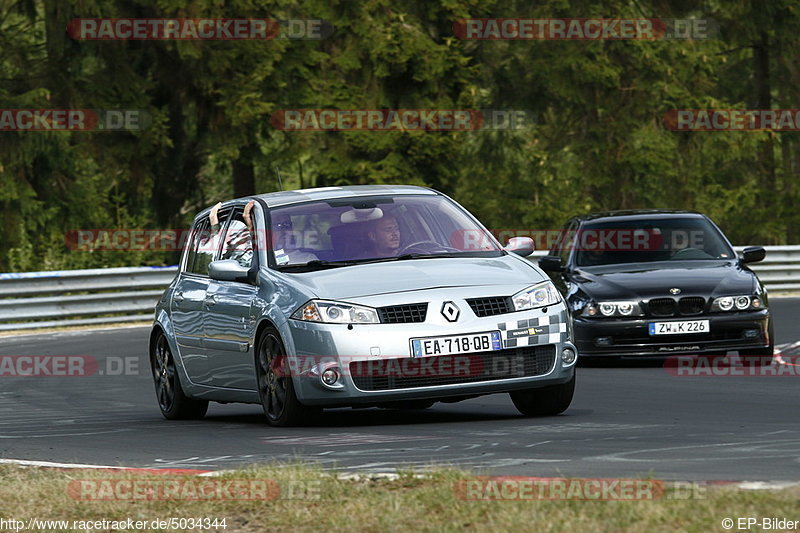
(538, 255, 564, 272)
(208, 259, 251, 283)
(741, 246, 766, 264)
(504, 236, 534, 257)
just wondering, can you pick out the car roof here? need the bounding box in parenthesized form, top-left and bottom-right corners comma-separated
(573, 209, 705, 224)
(253, 185, 438, 208)
(192, 185, 441, 221)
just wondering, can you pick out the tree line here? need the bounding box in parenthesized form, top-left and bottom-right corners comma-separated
(1, 0, 799, 271)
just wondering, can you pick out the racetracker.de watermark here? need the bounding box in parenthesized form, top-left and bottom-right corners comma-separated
(451, 228, 702, 252)
(67, 478, 321, 501)
(270, 109, 531, 131)
(64, 227, 705, 252)
(453, 18, 716, 40)
(278, 353, 538, 380)
(664, 109, 800, 131)
(664, 354, 800, 377)
(67, 18, 333, 40)
(454, 477, 706, 500)
(0, 109, 150, 131)
(0, 355, 139, 377)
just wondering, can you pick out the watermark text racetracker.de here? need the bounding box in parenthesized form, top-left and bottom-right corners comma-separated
(67, 478, 322, 501)
(453, 18, 717, 40)
(664, 354, 800, 377)
(64, 227, 705, 252)
(453, 477, 706, 500)
(67, 478, 319, 501)
(270, 109, 531, 131)
(278, 353, 533, 382)
(67, 18, 333, 40)
(0, 355, 139, 377)
(451, 228, 704, 253)
(664, 109, 800, 131)
(0, 109, 150, 131)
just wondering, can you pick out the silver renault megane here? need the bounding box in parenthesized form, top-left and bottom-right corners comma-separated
(150, 185, 577, 426)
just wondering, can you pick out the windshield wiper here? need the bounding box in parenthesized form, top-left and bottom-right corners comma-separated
(276, 253, 464, 271)
(276, 257, 398, 271)
(276, 259, 363, 271)
(395, 252, 463, 260)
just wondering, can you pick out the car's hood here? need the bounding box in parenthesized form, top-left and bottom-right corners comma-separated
(573, 260, 757, 300)
(289, 255, 545, 299)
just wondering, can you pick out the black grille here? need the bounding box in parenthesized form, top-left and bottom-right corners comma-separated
(467, 296, 513, 317)
(648, 297, 706, 317)
(648, 298, 677, 317)
(350, 345, 556, 391)
(678, 297, 705, 315)
(377, 303, 428, 323)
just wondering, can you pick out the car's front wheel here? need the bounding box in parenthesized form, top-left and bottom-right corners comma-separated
(256, 327, 319, 427)
(510, 374, 575, 417)
(150, 332, 208, 420)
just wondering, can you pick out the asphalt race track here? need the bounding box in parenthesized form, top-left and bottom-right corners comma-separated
(1, 298, 799, 481)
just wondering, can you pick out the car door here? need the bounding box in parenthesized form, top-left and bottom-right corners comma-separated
(171, 217, 218, 384)
(204, 204, 259, 390)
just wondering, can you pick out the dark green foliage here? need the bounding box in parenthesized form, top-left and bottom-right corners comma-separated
(1, 0, 798, 271)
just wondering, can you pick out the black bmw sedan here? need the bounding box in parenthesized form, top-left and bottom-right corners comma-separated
(538, 210, 773, 363)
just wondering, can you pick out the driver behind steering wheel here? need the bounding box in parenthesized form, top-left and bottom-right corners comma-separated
(365, 214, 401, 258)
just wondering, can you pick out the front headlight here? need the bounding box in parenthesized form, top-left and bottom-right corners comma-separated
(511, 281, 561, 311)
(582, 300, 643, 317)
(711, 295, 763, 312)
(291, 300, 380, 324)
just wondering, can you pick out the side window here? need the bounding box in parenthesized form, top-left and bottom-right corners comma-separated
(187, 219, 216, 275)
(220, 208, 254, 269)
(183, 219, 203, 273)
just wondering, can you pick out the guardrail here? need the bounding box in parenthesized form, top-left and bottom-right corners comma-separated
(0, 245, 798, 331)
(0, 266, 177, 331)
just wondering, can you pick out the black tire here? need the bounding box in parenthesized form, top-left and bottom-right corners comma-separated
(740, 346, 775, 367)
(256, 327, 319, 427)
(150, 332, 208, 420)
(510, 374, 575, 417)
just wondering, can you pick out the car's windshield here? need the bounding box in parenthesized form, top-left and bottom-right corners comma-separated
(268, 194, 503, 269)
(571, 217, 735, 267)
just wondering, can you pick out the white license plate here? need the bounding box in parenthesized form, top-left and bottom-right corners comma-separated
(410, 331, 502, 357)
(649, 320, 709, 335)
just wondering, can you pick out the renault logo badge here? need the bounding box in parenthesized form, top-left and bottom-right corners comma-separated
(669, 288, 681, 295)
(441, 301, 460, 322)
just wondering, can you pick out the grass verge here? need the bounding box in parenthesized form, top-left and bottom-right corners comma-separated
(0, 464, 798, 532)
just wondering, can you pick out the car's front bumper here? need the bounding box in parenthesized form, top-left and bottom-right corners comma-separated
(284, 302, 577, 406)
(573, 309, 771, 357)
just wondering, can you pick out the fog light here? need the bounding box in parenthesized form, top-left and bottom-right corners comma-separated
(321, 368, 340, 386)
(561, 348, 577, 365)
(743, 329, 759, 339)
(595, 337, 612, 347)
